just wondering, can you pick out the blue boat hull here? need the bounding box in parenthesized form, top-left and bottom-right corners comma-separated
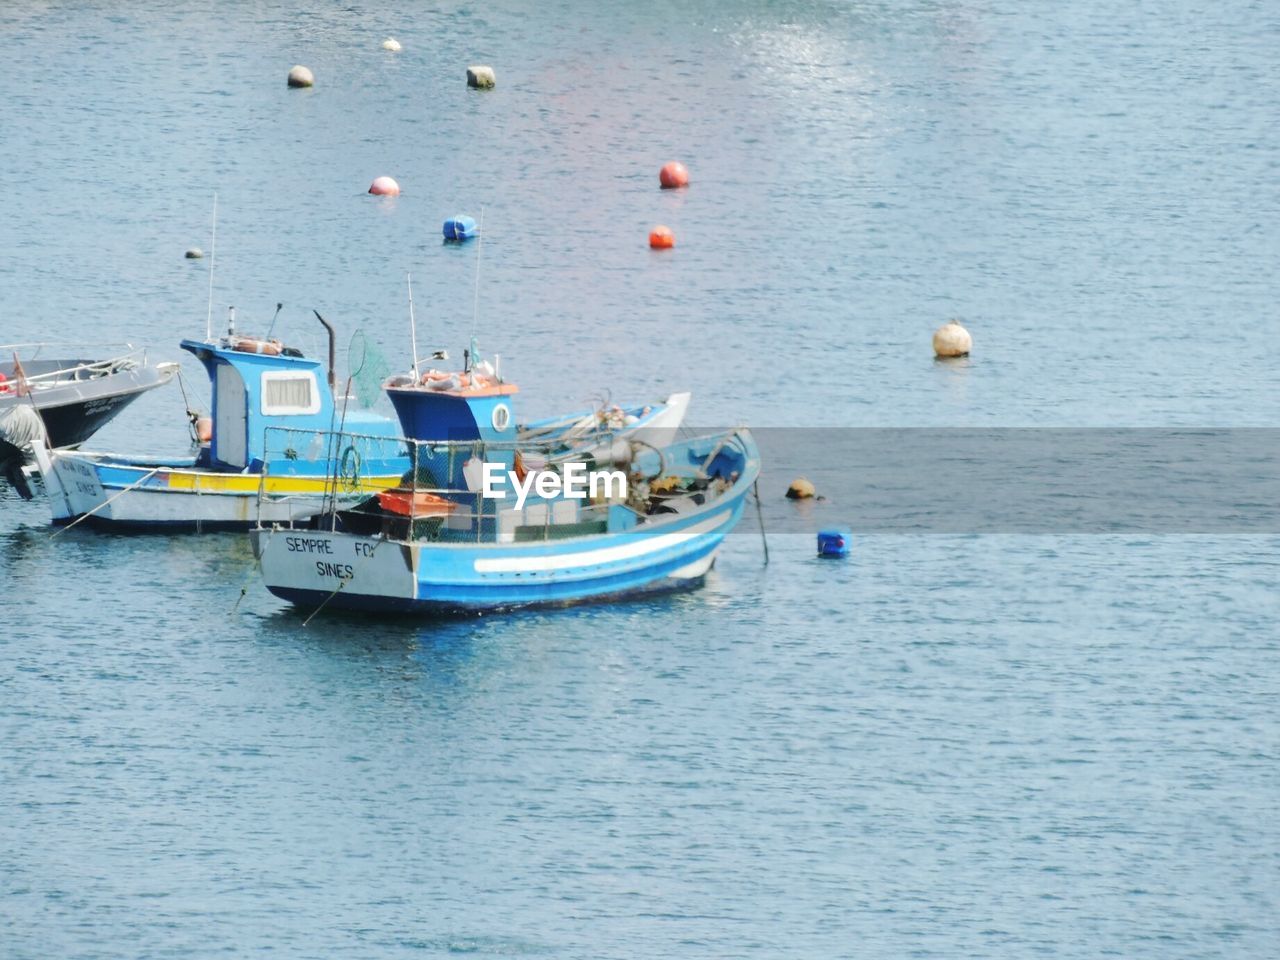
(253, 498, 745, 616)
(265, 555, 715, 616)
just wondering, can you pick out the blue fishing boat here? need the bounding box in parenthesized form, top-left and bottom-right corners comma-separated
(32, 313, 411, 530)
(251, 349, 759, 616)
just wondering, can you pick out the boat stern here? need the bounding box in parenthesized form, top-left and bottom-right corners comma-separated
(253, 526, 420, 609)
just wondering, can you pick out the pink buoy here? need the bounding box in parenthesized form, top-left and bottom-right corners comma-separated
(369, 176, 401, 197)
(659, 161, 689, 189)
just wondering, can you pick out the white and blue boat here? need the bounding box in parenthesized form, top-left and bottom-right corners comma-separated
(251, 352, 759, 616)
(32, 314, 412, 530)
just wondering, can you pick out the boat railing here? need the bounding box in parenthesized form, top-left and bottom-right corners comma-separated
(256, 425, 651, 538)
(1, 343, 149, 383)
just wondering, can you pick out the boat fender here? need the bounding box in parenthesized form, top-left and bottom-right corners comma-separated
(0, 405, 45, 495)
(0, 372, 8, 394)
(423, 373, 461, 392)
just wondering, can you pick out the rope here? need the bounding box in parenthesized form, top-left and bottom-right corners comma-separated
(50, 466, 161, 537)
(174, 368, 202, 443)
(302, 579, 347, 626)
(300, 536, 385, 626)
(753, 479, 769, 565)
(339, 445, 361, 490)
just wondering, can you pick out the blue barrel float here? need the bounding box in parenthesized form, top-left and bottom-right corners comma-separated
(817, 529, 850, 558)
(443, 215, 478, 241)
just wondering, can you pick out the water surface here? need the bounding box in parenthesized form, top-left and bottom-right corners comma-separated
(1, 2, 1277, 957)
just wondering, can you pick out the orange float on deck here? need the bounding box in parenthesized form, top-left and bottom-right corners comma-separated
(195, 417, 213, 443)
(659, 161, 689, 189)
(649, 225, 675, 249)
(377, 488, 458, 518)
(369, 176, 400, 197)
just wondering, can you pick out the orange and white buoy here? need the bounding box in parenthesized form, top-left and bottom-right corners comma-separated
(369, 176, 400, 197)
(649, 225, 675, 249)
(659, 161, 689, 189)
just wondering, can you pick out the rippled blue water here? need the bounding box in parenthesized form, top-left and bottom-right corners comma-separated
(2, 2, 1277, 957)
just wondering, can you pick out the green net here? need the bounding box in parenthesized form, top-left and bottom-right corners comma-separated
(348, 330, 392, 408)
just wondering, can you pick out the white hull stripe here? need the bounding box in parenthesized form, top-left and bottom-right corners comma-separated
(472, 511, 731, 574)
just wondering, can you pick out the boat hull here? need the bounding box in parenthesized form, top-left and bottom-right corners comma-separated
(40, 452, 402, 531)
(252, 500, 742, 615)
(0, 357, 176, 448)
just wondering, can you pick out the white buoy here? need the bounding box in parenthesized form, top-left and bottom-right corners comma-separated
(786, 477, 816, 500)
(382, 38, 402, 52)
(287, 65, 314, 88)
(184, 247, 204, 259)
(466, 65, 496, 89)
(932, 320, 973, 358)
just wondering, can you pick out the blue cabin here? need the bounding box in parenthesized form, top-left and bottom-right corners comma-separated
(181, 338, 404, 474)
(384, 366, 518, 489)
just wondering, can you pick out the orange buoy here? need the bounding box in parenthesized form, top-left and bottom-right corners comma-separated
(369, 175, 400, 197)
(195, 417, 213, 443)
(659, 161, 689, 189)
(649, 225, 675, 249)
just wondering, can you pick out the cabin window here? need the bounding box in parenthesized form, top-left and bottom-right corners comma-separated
(261, 371, 321, 415)
(491, 403, 511, 431)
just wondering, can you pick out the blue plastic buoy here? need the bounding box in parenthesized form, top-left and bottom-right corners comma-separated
(817, 529, 850, 558)
(443, 215, 478, 241)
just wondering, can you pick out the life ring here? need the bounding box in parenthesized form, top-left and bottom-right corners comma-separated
(231, 337, 282, 356)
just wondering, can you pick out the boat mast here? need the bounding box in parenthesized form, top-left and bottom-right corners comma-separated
(407, 272, 420, 377)
(468, 207, 484, 373)
(205, 192, 218, 341)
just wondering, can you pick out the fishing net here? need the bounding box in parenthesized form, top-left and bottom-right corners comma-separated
(347, 329, 391, 408)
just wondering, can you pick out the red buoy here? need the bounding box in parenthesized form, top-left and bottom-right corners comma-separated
(649, 225, 675, 249)
(369, 176, 400, 197)
(659, 161, 689, 189)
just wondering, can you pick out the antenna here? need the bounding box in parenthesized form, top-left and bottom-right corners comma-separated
(407, 272, 420, 377)
(469, 207, 485, 370)
(267, 302, 283, 340)
(205, 192, 218, 341)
